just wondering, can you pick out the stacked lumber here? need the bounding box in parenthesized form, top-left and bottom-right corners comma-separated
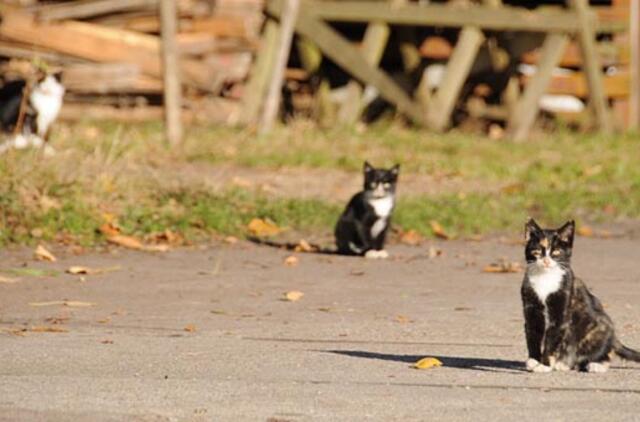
(0, 0, 264, 123)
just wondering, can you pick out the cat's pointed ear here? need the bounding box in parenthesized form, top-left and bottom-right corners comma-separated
(558, 220, 575, 245)
(390, 164, 400, 177)
(525, 218, 542, 242)
(363, 161, 374, 173)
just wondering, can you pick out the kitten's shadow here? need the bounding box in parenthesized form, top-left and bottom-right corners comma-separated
(324, 349, 526, 373)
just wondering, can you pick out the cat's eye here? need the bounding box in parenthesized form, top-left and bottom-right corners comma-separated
(370, 182, 376, 188)
(383, 182, 391, 189)
(531, 249, 542, 257)
(551, 249, 561, 256)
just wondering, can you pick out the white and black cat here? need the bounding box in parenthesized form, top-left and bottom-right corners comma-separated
(0, 71, 65, 154)
(521, 219, 640, 373)
(334, 161, 399, 258)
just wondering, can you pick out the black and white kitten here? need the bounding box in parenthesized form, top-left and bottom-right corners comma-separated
(0, 71, 65, 154)
(521, 219, 640, 373)
(335, 161, 399, 258)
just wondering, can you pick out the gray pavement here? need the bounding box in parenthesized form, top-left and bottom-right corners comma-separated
(1, 236, 640, 421)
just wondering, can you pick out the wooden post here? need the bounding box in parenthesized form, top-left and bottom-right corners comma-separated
(427, 26, 484, 131)
(259, 0, 300, 134)
(568, 0, 612, 133)
(160, 0, 182, 146)
(507, 33, 569, 141)
(631, 0, 640, 129)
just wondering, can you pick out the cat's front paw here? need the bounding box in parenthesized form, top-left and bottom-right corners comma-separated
(586, 362, 610, 373)
(364, 249, 388, 259)
(552, 361, 571, 372)
(526, 358, 552, 373)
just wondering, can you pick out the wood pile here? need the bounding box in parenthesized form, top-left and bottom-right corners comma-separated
(0, 0, 264, 123)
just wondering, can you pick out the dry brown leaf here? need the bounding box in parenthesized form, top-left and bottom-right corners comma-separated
(283, 255, 299, 267)
(224, 236, 238, 244)
(247, 218, 281, 237)
(143, 244, 171, 252)
(99, 222, 120, 237)
(500, 182, 525, 195)
(283, 290, 304, 302)
(577, 226, 594, 237)
(482, 260, 523, 273)
(97, 317, 111, 324)
(29, 326, 68, 333)
(395, 315, 413, 324)
(0, 275, 20, 284)
(294, 239, 316, 252)
(427, 246, 443, 259)
(400, 229, 423, 246)
(101, 339, 114, 344)
(34, 244, 57, 262)
(430, 221, 450, 240)
(67, 266, 97, 275)
(106, 234, 144, 250)
(184, 324, 197, 332)
(29, 300, 96, 308)
(414, 357, 443, 370)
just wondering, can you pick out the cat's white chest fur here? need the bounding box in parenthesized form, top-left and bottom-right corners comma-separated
(30, 75, 65, 138)
(528, 266, 565, 302)
(368, 196, 394, 238)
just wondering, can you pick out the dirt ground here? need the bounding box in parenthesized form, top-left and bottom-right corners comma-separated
(1, 233, 640, 421)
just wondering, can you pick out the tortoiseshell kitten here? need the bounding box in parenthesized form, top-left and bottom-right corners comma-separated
(521, 219, 640, 373)
(334, 161, 399, 258)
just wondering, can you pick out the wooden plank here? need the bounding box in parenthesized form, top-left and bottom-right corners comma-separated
(427, 27, 484, 131)
(267, 0, 425, 124)
(239, 18, 280, 125)
(507, 33, 569, 141)
(631, 0, 640, 128)
(525, 71, 630, 99)
(568, 0, 612, 134)
(0, 11, 216, 92)
(160, 0, 182, 146)
(299, 0, 583, 33)
(339, 20, 390, 124)
(36, 0, 157, 22)
(259, 0, 300, 133)
(62, 63, 162, 94)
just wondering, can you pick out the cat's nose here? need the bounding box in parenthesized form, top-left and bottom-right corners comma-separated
(542, 257, 551, 267)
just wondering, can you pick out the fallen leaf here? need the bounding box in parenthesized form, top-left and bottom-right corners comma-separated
(283, 255, 299, 266)
(34, 244, 57, 262)
(143, 244, 171, 252)
(0, 275, 20, 284)
(395, 315, 413, 323)
(247, 218, 281, 237)
(427, 246, 443, 259)
(97, 317, 111, 324)
(106, 234, 144, 250)
(66, 265, 120, 275)
(400, 229, 423, 246)
(414, 357, 443, 370)
(224, 236, 238, 244)
(500, 182, 525, 195)
(483, 259, 523, 273)
(283, 290, 304, 302)
(99, 222, 120, 237)
(184, 324, 197, 332)
(430, 221, 450, 240)
(577, 226, 594, 237)
(29, 300, 96, 308)
(101, 339, 114, 344)
(294, 239, 316, 252)
(317, 307, 332, 312)
(29, 326, 68, 333)
(45, 316, 70, 324)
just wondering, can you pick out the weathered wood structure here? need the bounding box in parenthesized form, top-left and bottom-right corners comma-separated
(244, 0, 636, 138)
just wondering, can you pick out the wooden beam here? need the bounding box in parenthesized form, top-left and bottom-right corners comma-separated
(160, 0, 182, 146)
(631, 0, 640, 129)
(267, 0, 424, 124)
(259, 0, 300, 133)
(36, 0, 157, 22)
(427, 27, 484, 131)
(239, 18, 280, 125)
(568, 0, 612, 133)
(298, 0, 583, 33)
(508, 33, 569, 141)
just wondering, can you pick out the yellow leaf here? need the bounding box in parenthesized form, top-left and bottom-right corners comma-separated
(247, 218, 281, 237)
(283, 290, 304, 302)
(294, 239, 316, 252)
(34, 244, 57, 262)
(482, 260, 523, 273)
(429, 221, 450, 240)
(184, 324, 197, 332)
(284, 255, 299, 266)
(414, 357, 443, 370)
(106, 234, 144, 250)
(577, 226, 594, 237)
(143, 244, 171, 252)
(400, 229, 423, 246)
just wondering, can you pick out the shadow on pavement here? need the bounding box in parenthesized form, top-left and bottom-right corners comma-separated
(324, 349, 526, 373)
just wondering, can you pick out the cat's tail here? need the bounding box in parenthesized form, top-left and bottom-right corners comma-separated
(246, 236, 336, 255)
(613, 339, 640, 362)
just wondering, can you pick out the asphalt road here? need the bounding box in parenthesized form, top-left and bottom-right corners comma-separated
(1, 235, 640, 421)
